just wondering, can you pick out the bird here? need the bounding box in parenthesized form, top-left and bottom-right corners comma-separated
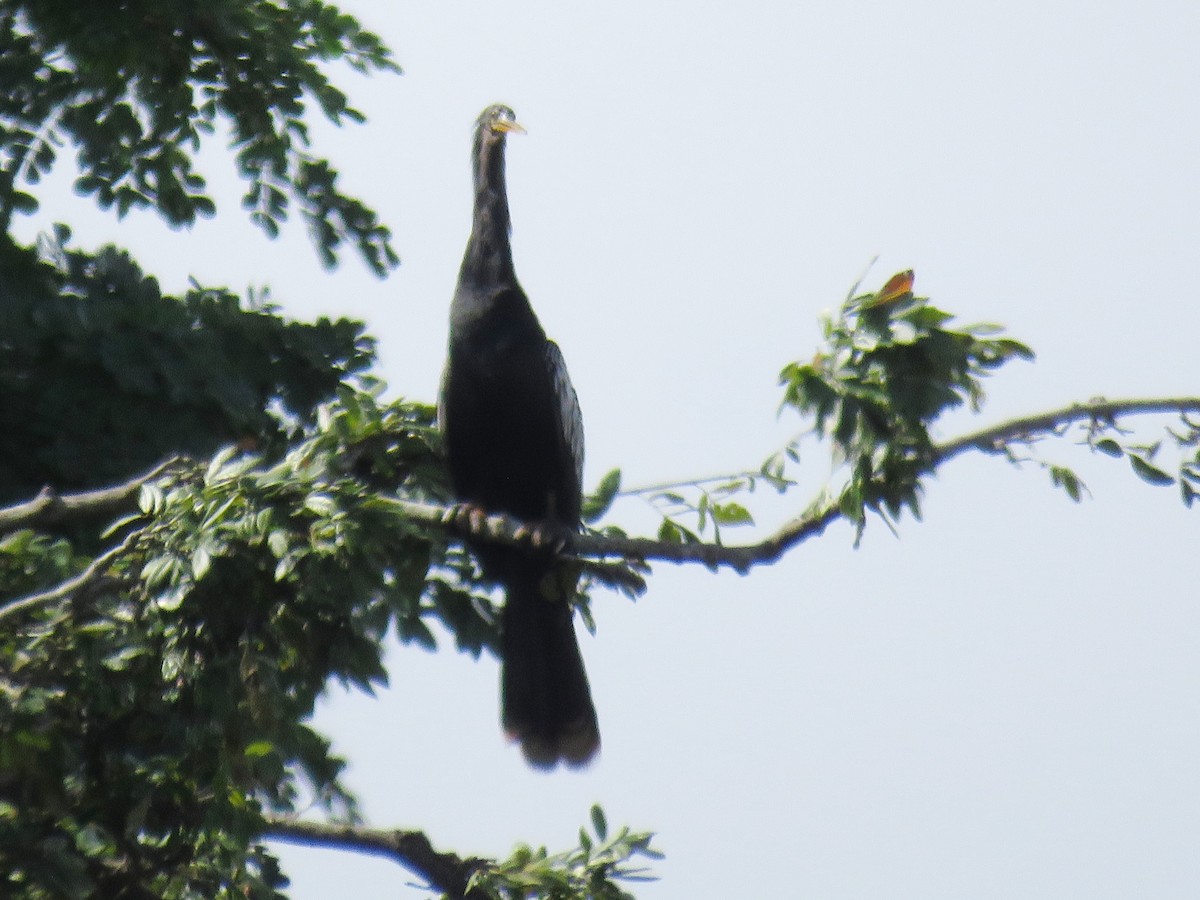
(438, 104, 600, 769)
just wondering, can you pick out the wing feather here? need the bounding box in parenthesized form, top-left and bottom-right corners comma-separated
(545, 339, 584, 501)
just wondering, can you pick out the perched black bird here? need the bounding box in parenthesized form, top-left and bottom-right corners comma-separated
(439, 104, 600, 769)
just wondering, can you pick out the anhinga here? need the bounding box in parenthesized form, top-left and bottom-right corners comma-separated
(439, 104, 600, 769)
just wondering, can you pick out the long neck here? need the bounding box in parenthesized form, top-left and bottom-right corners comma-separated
(460, 131, 516, 286)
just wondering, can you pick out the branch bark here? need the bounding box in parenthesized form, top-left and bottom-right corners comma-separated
(2, 396, 1196, 619)
(0, 530, 143, 622)
(932, 396, 1200, 464)
(263, 817, 490, 899)
(0, 457, 181, 535)
(391, 497, 843, 575)
(418, 396, 1200, 573)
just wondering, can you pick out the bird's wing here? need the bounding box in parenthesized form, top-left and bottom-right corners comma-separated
(435, 363, 449, 436)
(545, 339, 584, 504)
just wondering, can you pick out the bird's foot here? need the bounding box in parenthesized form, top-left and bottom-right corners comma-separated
(442, 502, 490, 536)
(513, 520, 572, 554)
(443, 504, 573, 554)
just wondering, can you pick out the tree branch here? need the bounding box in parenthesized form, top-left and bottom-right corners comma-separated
(0, 531, 142, 622)
(932, 396, 1200, 464)
(263, 817, 490, 899)
(0, 457, 181, 535)
(409, 395, 1200, 573)
(388, 498, 843, 575)
(3, 396, 1195, 618)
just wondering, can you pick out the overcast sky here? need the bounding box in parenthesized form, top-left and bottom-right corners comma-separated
(19, 1, 1200, 897)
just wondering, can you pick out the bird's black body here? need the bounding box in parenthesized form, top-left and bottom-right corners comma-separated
(440, 105, 599, 769)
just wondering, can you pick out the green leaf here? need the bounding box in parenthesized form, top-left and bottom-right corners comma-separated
(657, 519, 683, 544)
(30, 837, 93, 899)
(267, 530, 291, 558)
(154, 584, 188, 612)
(1094, 439, 1123, 458)
(591, 804, 608, 840)
(838, 483, 865, 526)
(397, 614, 438, 650)
(582, 468, 622, 523)
(711, 502, 754, 526)
(1128, 455, 1174, 486)
(100, 512, 144, 538)
(102, 645, 146, 672)
(1182, 480, 1198, 508)
(304, 493, 338, 516)
(191, 545, 212, 579)
(274, 552, 301, 581)
(9, 190, 39, 213)
(139, 483, 165, 515)
(141, 553, 182, 588)
(1048, 465, 1085, 502)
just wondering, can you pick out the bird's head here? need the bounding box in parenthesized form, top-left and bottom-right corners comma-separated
(476, 104, 526, 139)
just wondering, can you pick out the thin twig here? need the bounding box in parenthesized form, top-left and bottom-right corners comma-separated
(932, 397, 1200, 464)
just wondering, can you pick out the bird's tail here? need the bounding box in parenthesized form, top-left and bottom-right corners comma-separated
(500, 566, 599, 769)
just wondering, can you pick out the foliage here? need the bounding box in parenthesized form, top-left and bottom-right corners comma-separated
(614, 272, 1037, 545)
(0, 232, 372, 507)
(1, 367, 664, 897)
(616, 271, 1198, 547)
(1059, 416, 1200, 504)
(0, 387, 477, 898)
(0, 5, 661, 895)
(0, 0, 399, 272)
(778, 271, 1035, 536)
(470, 806, 660, 900)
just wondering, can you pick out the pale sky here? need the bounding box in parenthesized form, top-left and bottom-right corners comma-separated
(18, 1, 1200, 897)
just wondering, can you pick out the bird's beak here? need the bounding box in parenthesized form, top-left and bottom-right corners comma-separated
(494, 120, 527, 135)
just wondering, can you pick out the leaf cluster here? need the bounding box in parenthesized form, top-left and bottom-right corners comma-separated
(649, 483, 755, 548)
(0, 383, 505, 898)
(779, 275, 1034, 536)
(0, 231, 371, 509)
(607, 276, 1037, 546)
(591, 465, 772, 556)
(469, 805, 660, 900)
(1042, 410, 1200, 505)
(0, 0, 399, 272)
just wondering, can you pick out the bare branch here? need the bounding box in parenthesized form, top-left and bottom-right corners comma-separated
(263, 817, 490, 899)
(0, 458, 181, 535)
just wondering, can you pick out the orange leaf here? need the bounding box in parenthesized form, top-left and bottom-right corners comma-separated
(877, 269, 915, 304)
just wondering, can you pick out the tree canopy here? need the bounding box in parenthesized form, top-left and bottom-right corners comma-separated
(2, 3, 1197, 899)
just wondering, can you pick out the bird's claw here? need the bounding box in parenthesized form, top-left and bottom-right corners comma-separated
(521, 521, 570, 554)
(443, 502, 489, 536)
(445, 504, 571, 553)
